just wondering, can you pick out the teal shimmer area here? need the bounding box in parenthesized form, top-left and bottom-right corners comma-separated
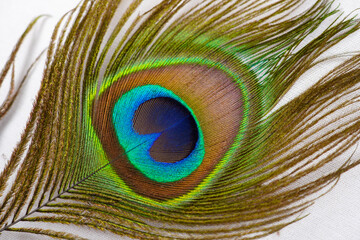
(112, 85, 205, 183)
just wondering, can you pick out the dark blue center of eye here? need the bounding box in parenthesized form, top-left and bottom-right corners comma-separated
(133, 97, 198, 163)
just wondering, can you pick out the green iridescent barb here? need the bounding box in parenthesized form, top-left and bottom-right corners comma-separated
(1, 0, 360, 239)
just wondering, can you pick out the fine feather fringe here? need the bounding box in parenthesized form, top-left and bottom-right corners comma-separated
(1, 0, 360, 239)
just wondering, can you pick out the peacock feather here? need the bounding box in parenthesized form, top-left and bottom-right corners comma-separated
(1, 0, 360, 239)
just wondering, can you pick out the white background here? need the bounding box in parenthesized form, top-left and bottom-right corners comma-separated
(1, 0, 360, 239)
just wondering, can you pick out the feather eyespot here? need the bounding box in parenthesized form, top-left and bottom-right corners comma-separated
(91, 63, 247, 200)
